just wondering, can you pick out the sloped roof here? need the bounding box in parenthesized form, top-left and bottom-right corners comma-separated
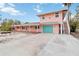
(37, 9, 68, 16)
(12, 22, 40, 27)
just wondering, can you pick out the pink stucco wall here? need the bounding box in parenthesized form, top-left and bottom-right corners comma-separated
(53, 24, 59, 34)
(13, 25, 41, 33)
(13, 26, 22, 32)
(39, 12, 62, 23)
(39, 10, 67, 23)
(28, 26, 41, 32)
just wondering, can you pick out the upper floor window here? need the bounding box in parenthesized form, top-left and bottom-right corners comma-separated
(55, 12, 59, 17)
(42, 16, 45, 19)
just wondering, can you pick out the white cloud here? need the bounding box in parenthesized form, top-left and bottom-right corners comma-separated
(62, 4, 64, 7)
(34, 5, 42, 13)
(34, 8, 42, 13)
(0, 3, 5, 8)
(8, 3, 15, 7)
(0, 3, 26, 16)
(1, 7, 23, 15)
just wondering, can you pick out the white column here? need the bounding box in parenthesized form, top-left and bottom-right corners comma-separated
(61, 24, 63, 34)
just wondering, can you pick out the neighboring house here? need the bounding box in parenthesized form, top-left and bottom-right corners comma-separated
(12, 22, 41, 33)
(12, 9, 69, 34)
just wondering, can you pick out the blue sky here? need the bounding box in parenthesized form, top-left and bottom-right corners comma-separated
(0, 3, 79, 23)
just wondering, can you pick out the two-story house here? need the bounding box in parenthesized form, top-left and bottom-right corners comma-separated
(12, 9, 68, 34)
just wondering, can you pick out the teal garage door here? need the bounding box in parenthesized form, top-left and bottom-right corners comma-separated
(43, 25, 53, 33)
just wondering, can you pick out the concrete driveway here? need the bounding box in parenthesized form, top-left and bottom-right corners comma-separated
(0, 33, 79, 56)
(38, 34, 79, 56)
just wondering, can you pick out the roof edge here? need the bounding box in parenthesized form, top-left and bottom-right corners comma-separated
(37, 9, 68, 16)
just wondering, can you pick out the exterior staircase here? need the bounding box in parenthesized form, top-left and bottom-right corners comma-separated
(63, 12, 70, 34)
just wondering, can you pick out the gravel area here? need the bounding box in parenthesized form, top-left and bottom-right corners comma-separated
(71, 32, 79, 39)
(0, 32, 34, 44)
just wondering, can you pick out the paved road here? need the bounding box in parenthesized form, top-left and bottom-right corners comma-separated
(0, 33, 79, 56)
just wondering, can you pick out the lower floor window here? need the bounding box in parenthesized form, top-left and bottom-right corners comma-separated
(22, 26, 25, 29)
(35, 26, 37, 29)
(35, 26, 40, 29)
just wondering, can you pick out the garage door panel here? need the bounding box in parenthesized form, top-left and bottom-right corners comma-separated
(43, 25, 53, 33)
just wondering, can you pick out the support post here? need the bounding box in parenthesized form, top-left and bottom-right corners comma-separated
(61, 24, 63, 34)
